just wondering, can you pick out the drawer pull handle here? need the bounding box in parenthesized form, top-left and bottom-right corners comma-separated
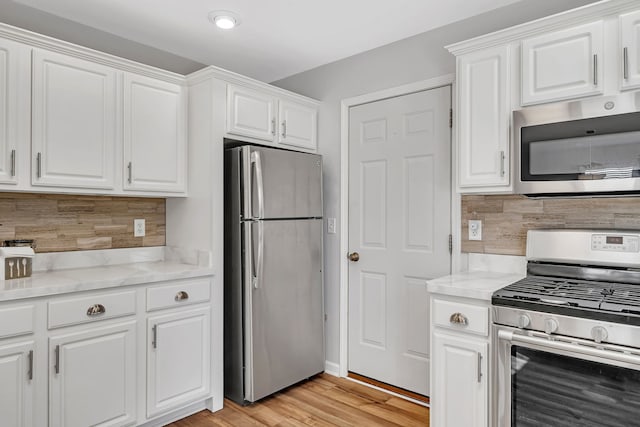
(175, 291, 189, 301)
(449, 312, 468, 326)
(86, 304, 106, 316)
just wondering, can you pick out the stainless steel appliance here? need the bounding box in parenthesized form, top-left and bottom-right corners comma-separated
(493, 229, 640, 426)
(224, 145, 324, 404)
(514, 91, 640, 196)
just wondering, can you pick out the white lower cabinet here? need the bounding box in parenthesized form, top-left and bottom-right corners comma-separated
(430, 296, 490, 427)
(0, 340, 35, 427)
(432, 331, 488, 427)
(147, 306, 210, 418)
(49, 320, 137, 427)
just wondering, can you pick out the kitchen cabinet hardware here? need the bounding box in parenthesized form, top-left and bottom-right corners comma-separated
(282, 120, 287, 139)
(500, 151, 505, 177)
(36, 152, 41, 178)
(152, 324, 157, 349)
(175, 291, 189, 301)
(477, 352, 482, 383)
(127, 162, 132, 184)
(271, 118, 276, 136)
(624, 47, 629, 80)
(450, 312, 468, 326)
(86, 303, 106, 316)
(10, 149, 15, 177)
(28, 350, 33, 380)
(54, 345, 60, 374)
(593, 54, 598, 86)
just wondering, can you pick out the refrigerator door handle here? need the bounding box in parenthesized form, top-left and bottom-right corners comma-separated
(255, 221, 264, 289)
(251, 151, 265, 219)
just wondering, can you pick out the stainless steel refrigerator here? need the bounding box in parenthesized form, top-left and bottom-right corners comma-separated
(224, 145, 324, 404)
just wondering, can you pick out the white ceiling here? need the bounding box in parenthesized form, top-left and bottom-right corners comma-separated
(10, 0, 523, 82)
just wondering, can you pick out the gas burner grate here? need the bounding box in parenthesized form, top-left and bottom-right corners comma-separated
(503, 276, 607, 302)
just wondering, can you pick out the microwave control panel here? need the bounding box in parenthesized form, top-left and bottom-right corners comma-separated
(591, 234, 640, 253)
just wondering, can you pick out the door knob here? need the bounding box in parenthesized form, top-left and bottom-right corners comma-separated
(348, 252, 360, 262)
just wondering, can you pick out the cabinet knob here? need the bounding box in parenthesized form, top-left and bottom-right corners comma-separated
(449, 312, 468, 326)
(86, 303, 106, 316)
(175, 291, 189, 301)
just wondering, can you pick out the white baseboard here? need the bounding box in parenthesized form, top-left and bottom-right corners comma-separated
(324, 360, 340, 377)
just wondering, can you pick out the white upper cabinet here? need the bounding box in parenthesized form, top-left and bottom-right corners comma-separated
(521, 21, 604, 105)
(227, 84, 276, 142)
(457, 45, 510, 190)
(278, 100, 318, 151)
(621, 10, 640, 90)
(0, 38, 28, 187)
(32, 50, 117, 190)
(124, 73, 186, 194)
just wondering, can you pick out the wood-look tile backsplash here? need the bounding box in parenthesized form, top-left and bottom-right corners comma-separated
(0, 193, 165, 252)
(462, 195, 640, 256)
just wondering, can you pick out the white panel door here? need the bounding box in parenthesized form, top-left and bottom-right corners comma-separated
(227, 84, 276, 142)
(124, 73, 186, 193)
(0, 341, 34, 427)
(431, 331, 488, 427)
(32, 49, 116, 189)
(621, 10, 640, 91)
(458, 45, 510, 189)
(147, 306, 210, 418)
(49, 321, 136, 427)
(278, 100, 318, 151)
(348, 86, 451, 396)
(521, 21, 604, 105)
(0, 38, 28, 186)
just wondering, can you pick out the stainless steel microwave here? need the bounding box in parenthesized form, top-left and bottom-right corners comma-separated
(514, 91, 640, 196)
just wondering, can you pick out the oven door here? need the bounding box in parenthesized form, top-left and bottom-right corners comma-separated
(495, 325, 640, 427)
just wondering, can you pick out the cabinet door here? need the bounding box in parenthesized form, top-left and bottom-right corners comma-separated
(278, 100, 318, 151)
(49, 321, 136, 427)
(32, 50, 117, 189)
(0, 38, 28, 186)
(458, 45, 510, 189)
(621, 10, 640, 90)
(521, 21, 604, 105)
(431, 331, 488, 427)
(147, 306, 210, 418)
(123, 73, 186, 193)
(0, 341, 34, 427)
(227, 84, 276, 142)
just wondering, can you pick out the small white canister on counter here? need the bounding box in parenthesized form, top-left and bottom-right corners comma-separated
(0, 247, 35, 280)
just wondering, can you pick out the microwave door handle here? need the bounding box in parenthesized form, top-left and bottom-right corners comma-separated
(498, 330, 640, 366)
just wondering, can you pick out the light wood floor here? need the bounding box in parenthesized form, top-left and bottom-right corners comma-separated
(168, 374, 429, 426)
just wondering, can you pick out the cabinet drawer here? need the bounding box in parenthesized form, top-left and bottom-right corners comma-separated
(48, 290, 136, 329)
(0, 304, 35, 338)
(433, 298, 488, 336)
(146, 278, 210, 312)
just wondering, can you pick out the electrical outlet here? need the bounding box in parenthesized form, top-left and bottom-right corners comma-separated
(134, 219, 145, 237)
(469, 219, 482, 241)
(327, 218, 336, 234)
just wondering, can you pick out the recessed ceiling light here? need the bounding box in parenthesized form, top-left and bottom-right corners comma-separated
(208, 11, 240, 30)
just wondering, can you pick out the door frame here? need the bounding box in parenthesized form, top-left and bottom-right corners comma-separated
(338, 74, 460, 377)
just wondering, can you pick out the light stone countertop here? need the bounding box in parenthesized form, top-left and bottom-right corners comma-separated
(0, 261, 214, 302)
(427, 271, 525, 301)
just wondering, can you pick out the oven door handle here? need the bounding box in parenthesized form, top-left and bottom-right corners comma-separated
(498, 330, 640, 366)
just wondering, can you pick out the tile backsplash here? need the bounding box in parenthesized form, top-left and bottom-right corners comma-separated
(0, 193, 165, 252)
(462, 195, 640, 256)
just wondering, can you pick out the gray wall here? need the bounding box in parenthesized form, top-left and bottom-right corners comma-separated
(272, 0, 597, 368)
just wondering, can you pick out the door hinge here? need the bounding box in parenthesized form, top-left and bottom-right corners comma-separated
(448, 234, 453, 254)
(449, 109, 453, 129)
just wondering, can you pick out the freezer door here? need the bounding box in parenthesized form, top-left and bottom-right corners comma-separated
(243, 146, 322, 219)
(244, 218, 324, 402)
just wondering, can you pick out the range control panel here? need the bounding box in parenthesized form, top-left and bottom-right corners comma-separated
(591, 234, 640, 253)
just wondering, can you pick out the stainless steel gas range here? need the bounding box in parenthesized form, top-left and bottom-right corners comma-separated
(492, 229, 640, 427)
